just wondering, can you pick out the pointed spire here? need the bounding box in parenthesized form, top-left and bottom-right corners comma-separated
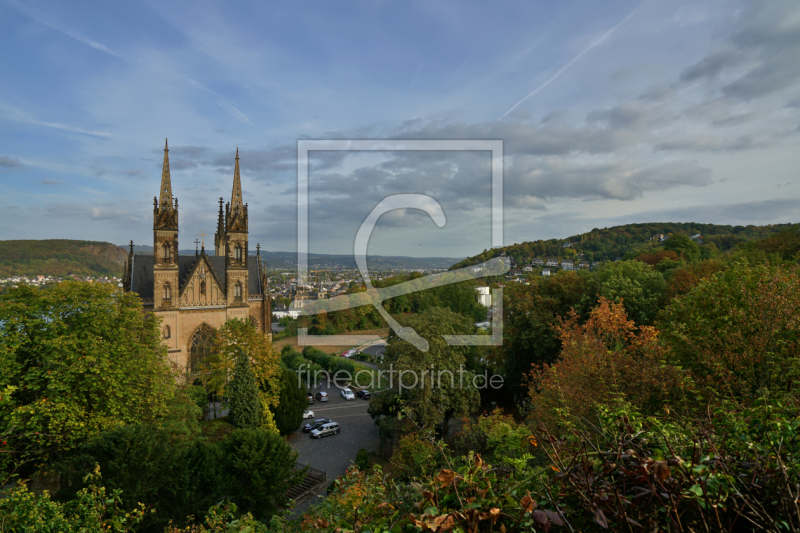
(159, 138, 173, 212)
(231, 148, 243, 212)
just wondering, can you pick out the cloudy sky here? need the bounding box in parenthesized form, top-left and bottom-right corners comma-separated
(1, 0, 799, 258)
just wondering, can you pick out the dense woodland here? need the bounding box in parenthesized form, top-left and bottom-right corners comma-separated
(451, 221, 795, 269)
(0, 240, 127, 278)
(1, 224, 800, 532)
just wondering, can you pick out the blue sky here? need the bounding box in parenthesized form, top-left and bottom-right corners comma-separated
(1, 0, 799, 257)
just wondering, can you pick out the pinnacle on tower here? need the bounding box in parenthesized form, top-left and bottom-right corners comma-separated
(231, 148, 243, 212)
(159, 138, 173, 212)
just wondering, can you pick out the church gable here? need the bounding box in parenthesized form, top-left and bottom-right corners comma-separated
(179, 255, 226, 306)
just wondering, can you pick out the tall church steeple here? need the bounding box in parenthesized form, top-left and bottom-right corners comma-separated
(222, 149, 248, 306)
(153, 138, 179, 311)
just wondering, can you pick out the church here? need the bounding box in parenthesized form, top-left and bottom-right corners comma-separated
(122, 140, 271, 376)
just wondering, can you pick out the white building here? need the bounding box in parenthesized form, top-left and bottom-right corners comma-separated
(475, 286, 492, 307)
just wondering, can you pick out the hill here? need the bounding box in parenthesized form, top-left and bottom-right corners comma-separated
(0, 240, 127, 278)
(450, 222, 798, 269)
(130, 246, 461, 271)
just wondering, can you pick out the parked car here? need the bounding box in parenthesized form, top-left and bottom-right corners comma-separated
(307, 392, 315, 404)
(355, 390, 371, 400)
(303, 409, 315, 419)
(303, 418, 332, 432)
(310, 422, 340, 439)
(315, 391, 329, 402)
(341, 388, 355, 400)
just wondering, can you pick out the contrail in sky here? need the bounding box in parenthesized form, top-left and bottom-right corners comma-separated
(499, 0, 648, 120)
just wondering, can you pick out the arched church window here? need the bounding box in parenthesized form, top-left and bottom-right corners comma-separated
(189, 323, 215, 375)
(234, 244, 242, 261)
(163, 325, 171, 339)
(249, 316, 259, 330)
(163, 282, 172, 302)
(200, 280, 206, 296)
(234, 282, 243, 302)
(162, 242, 171, 262)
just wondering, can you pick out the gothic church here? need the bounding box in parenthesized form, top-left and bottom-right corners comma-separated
(122, 140, 271, 375)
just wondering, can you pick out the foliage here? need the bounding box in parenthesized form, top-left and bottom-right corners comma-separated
(0, 466, 145, 533)
(455, 409, 531, 469)
(203, 319, 281, 409)
(383, 307, 480, 429)
(164, 503, 272, 533)
(59, 424, 190, 532)
(663, 233, 701, 262)
(497, 272, 593, 396)
(157, 387, 204, 442)
(389, 433, 440, 480)
(450, 222, 794, 269)
(219, 428, 301, 520)
(753, 223, 800, 261)
(594, 260, 667, 325)
(0, 281, 176, 478)
(227, 350, 262, 430)
(530, 299, 684, 430)
(271, 367, 308, 436)
(354, 448, 370, 471)
(532, 397, 800, 531)
(663, 258, 727, 301)
(660, 261, 800, 400)
(0, 239, 127, 278)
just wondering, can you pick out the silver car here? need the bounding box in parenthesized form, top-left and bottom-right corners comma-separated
(310, 422, 340, 439)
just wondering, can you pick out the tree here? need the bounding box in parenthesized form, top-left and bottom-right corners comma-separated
(0, 281, 175, 479)
(220, 428, 301, 520)
(664, 233, 701, 262)
(382, 307, 479, 430)
(660, 262, 800, 400)
(594, 260, 666, 325)
(203, 319, 280, 409)
(271, 367, 306, 435)
(227, 350, 261, 429)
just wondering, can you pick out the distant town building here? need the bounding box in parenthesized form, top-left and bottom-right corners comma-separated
(476, 286, 492, 307)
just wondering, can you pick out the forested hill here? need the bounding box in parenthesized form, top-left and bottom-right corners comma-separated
(0, 240, 127, 278)
(450, 222, 797, 269)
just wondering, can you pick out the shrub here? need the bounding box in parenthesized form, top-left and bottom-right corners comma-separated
(389, 433, 439, 480)
(272, 368, 306, 435)
(355, 448, 370, 471)
(228, 350, 261, 429)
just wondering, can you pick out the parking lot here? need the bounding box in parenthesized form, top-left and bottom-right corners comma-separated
(287, 382, 379, 487)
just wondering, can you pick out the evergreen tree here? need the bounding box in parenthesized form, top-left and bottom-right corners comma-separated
(227, 349, 261, 429)
(272, 367, 306, 435)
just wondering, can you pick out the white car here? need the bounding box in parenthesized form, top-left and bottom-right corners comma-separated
(341, 388, 355, 400)
(303, 409, 315, 419)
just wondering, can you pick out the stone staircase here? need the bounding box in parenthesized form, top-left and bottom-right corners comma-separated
(287, 463, 327, 503)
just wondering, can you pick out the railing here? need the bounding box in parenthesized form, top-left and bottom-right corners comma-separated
(162, 298, 172, 306)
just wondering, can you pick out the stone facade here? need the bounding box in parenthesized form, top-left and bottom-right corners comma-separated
(122, 140, 271, 377)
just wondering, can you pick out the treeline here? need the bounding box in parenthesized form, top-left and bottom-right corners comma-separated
(0, 239, 127, 278)
(451, 221, 796, 269)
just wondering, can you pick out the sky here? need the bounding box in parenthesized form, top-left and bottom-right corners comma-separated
(1, 0, 799, 258)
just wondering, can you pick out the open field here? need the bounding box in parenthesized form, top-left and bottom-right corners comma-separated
(272, 328, 390, 354)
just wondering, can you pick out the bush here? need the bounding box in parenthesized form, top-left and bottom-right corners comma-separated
(355, 448, 370, 471)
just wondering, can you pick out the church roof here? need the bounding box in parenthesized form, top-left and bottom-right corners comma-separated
(129, 254, 262, 300)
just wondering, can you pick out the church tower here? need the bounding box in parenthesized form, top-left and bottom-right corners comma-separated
(153, 139, 179, 311)
(223, 149, 248, 306)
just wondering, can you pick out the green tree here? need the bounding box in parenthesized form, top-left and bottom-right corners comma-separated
(664, 233, 701, 262)
(0, 281, 175, 479)
(220, 428, 301, 520)
(271, 368, 307, 435)
(382, 307, 479, 430)
(660, 262, 800, 400)
(227, 350, 261, 429)
(594, 260, 666, 325)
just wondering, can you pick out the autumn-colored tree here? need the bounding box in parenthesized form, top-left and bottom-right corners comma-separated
(202, 319, 281, 408)
(634, 250, 681, 267)
(663, 258, 726, 301)
(529, 298, 682, 430)
(660, 262, 800, 400)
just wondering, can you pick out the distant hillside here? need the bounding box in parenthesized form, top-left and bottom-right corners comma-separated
(0, 240, 127, 278)
(450, 222, 798, 270)
(130, 245, 461, 270)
